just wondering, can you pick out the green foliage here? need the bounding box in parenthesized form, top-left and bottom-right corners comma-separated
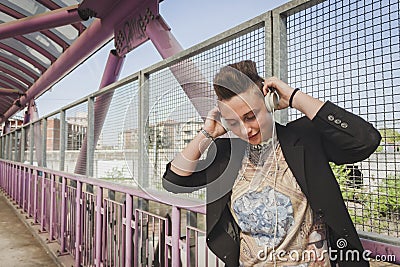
(330, 163, 352, 199)
(379, 128, 400, 143)
(374, 175, 400, 217)
(331, 163, 399, 234)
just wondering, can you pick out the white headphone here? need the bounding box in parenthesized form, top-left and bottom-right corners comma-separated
(265, 88, 279, 113)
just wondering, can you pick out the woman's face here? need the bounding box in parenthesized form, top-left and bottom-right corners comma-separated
(219, 87, 273, 145)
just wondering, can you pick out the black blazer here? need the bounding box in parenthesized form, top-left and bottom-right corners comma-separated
(163, 101, 381, 267)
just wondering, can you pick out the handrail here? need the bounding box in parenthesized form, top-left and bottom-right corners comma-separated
(0, 158, 205, 213)
(0, 159, 214, 266)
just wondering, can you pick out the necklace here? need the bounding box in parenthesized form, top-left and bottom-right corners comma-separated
(247, 135, 278, 166)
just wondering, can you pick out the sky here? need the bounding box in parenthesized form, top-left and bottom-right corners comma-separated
(35, 0, 289, 116)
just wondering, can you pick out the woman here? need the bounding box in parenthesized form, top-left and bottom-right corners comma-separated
(163, 60, 381, 266)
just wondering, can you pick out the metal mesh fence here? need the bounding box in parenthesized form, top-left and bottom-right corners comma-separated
(25, 124, 33, 164)
(46, 113, 61, 171)
(287, 0, 400, 237)
(146, 26, 266, 198)
(32, 120, 42, 166)
(94, 81, 138, 182)
(64, 102, 88, 174)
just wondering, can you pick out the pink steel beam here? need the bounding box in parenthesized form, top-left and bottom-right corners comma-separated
(0, 91, 18, 96)
(0, 88, 19, 94)
(0, 4, 87, 45)
(0, 0, 164, 123)
(0, 43, 46, 74)
(0, 66, 32, 87)
(0, 3, 69, 50)
(74, 50, 125, 175)
(0, 73, 26, 92)
(35, 0, 87, 34)
(146, 16, 211, 119)
(0, 82, 19, 92)
(0, 55, 40, 82)
(14, 36, 57, 63)
(0, 81, 19, 92)
(145, 17, 183, 58)
(0, 96, 13, 105)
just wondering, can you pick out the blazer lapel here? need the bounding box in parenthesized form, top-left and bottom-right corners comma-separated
(276, 123, 309, 197)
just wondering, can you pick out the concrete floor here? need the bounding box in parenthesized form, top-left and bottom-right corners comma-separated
(0, 194, 56, 267)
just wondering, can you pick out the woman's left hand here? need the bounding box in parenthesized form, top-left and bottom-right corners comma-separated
(262, 77, 296, 110)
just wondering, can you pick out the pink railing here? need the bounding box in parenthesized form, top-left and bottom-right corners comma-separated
(0, 159, 224, 267)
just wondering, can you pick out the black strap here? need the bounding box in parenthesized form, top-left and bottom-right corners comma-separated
(289, 88, 300, 108)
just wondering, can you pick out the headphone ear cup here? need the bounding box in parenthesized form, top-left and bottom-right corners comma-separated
(265, 91, 279, 112)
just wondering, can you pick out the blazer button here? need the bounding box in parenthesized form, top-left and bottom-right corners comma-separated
(334, 119, 342, 124)
(341, 122, 348, 128)
(316, 209, 324, 219)
(328, 115, 334, 121)
(342, 228, 349, 238)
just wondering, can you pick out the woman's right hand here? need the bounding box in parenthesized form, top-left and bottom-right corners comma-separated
(203, 106, 227, 139)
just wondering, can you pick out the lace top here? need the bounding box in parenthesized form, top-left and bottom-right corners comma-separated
(230, 144, 331, 266)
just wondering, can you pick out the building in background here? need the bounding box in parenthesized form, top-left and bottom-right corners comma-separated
(147, 118, 203, 149)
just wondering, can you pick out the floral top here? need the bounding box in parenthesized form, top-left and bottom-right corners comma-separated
(230, 143, 331, 267)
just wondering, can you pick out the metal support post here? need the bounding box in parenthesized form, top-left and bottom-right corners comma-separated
(138, 71, 149, 211)
(49, 174, 55, 240)
(33, 169, 38, 223)
(0, 136, 3, 159)
(272, 9, 289, 124)
(171, 206, 181, 267)
(17, 163, 22, 205)
(22, 166, 26, 211)
(27, 168, 32, 217)
(87, 97, 95, 178)
(29, 125, 34, 165)
(75, 181, 82, 266)
(5, 134, 9, 160)
(14, 131, 18, 162)
(95, 186, 103, 267)
(21, 127, 26, 163)
(125, 193, 133, 266)
(60, 110, 66, 171)
(60, 177, 67, 253)
(42, 118, 47, 167)
(40, 171, 46, 232)
(10, 162, 14, 200)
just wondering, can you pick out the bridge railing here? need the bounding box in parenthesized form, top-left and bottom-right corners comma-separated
(0, 159, 223, 267)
